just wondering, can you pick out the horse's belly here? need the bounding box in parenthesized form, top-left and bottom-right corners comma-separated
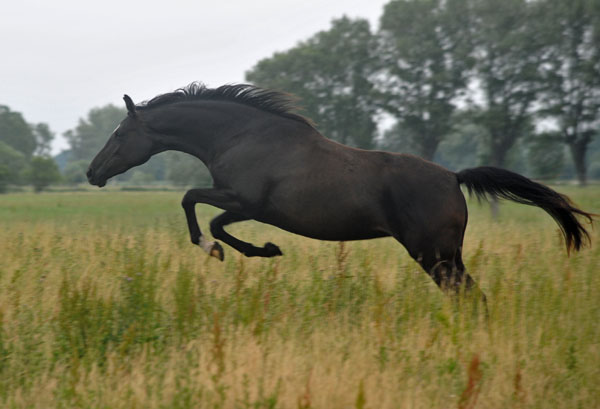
(256, 207, 389, 241)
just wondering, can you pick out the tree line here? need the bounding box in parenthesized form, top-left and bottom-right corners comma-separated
(1, 0, 599, 192)
(0, 105, 60, 192)
(247, 0, 600, 185)
(0, 103, 213, 192)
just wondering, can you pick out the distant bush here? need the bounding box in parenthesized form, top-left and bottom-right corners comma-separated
(0, 141, 27, 187)
(24, 156, 62, 192)
(62, 159, 89, 184)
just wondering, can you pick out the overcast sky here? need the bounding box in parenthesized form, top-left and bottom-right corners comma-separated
(1, 0, 389, 154)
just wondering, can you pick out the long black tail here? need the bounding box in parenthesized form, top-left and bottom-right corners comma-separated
(457, 166, 594, 253)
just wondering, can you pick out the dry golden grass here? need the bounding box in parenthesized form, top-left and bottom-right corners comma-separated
(0, 189, 598, 408)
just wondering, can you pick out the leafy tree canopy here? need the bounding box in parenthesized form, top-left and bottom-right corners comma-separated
(0, 141, 27, 190)
(377, 0, 473, 160)
(24, 156, 61, 193)
(64, 104, 126, 162)
(246, 16, 379, 149)
(537, 0, 600, 184)
(0, 105, 37, 157)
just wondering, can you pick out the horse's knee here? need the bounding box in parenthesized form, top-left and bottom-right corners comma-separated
(181, 190, 195, 209)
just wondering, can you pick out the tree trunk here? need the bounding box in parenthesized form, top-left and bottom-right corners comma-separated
(568, 141, 587, 186)
(420, 145, 436, 161)
(488, 148, 506, 220)
(418, 135, 438, 161)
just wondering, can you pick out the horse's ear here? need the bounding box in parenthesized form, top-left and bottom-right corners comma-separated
(123, 94, 137, 117)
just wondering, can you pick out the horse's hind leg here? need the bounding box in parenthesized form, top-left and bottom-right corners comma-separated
(210, 211, 283, 258)
(428, 248, 484, 296)
(419, 247, 488, 314)
(401, 229, 488, 312)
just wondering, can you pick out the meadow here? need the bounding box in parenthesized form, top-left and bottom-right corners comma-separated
(0, 187, 598, 408)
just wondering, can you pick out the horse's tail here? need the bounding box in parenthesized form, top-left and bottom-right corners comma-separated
(456, 166, 594, 253)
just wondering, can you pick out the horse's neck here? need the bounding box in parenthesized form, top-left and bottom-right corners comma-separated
(155, 133, 209, 163)
(150, 102, 253, 164)
(148, 104, 241, 164)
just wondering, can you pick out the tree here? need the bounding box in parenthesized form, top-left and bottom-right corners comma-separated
(53, 150, 73, 172)
(526, 132, 565, 180)
(165, 152, 212, 187)
(587, 135, 600, 179)
(0, 141, 27, 188)
(537, 0, 600, 185)
(62, 160, 90, 185)
(0, 166, 9, 194)
(128, 170, 154, 186)
(246, 17, 379, 149)
(0, 105, 37, 158)
(377, 0, 473, 160)
(64, 104, 127, 162)
(64, 104, 168, 182)
(24, 156, 61, 193)
(468, 0, 544, 168)
(434, 120, 487, 171)
(32, 123, 54, 156)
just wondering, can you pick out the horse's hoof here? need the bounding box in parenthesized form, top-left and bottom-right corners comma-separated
(210, 242, 225, 261)
(263, 242, 283, 257)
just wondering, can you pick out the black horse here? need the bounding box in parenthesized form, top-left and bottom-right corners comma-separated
(87, 83, 593, 301)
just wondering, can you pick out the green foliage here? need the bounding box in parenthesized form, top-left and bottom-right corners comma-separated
(64, 104, 126, 162)
(588, 136, 600, 179)
(24, 156, 61, 192)
(62, 159, 90, 185)
(246, 17, 379, 149)
(165, 151, 212, 187)
(0, 141, 27, 187)
(128, 170, 154, 186)
(32, 123, 54, 156)
(379, 121, 422, 156)
(468, 0, 544, 168)
(63, 105, 172, 184)
(377, 0, 473, 160)
(55, 277, 116, 366)
(0, 166, 9, 194)
(0, 105, 37, 157)
(434, 122, 488, 171)
(537, 0, 600, 184)
(4, 0, 600, 189)
(141, 154, 167, 181)
(527, 133, 565, 180)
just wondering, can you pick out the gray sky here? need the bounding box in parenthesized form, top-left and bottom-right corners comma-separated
(1, 0, 388, 154)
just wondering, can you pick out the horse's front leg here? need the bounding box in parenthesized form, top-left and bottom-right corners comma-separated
(181, 188, 244, 260)
(210, 211, 283, 258)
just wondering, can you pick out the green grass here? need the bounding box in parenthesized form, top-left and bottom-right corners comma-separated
(0, 187, 598, 408)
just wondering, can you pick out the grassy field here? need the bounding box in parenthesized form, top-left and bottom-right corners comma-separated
(0, 187, 598, 408)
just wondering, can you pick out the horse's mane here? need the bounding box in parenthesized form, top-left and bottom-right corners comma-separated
(138, 82, 314, 128)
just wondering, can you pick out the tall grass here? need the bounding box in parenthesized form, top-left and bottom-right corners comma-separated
(0, 189, 598, 408)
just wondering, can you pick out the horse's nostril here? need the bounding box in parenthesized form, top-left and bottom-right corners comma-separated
(86, 168, 93, 179)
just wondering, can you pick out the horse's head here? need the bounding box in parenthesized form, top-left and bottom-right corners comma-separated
(87, 95, 156, 187)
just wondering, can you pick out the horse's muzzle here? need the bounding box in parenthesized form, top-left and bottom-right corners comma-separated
(86, 167, 106, 187)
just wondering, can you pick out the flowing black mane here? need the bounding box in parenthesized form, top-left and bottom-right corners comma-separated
(138, 82, 314, 127)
